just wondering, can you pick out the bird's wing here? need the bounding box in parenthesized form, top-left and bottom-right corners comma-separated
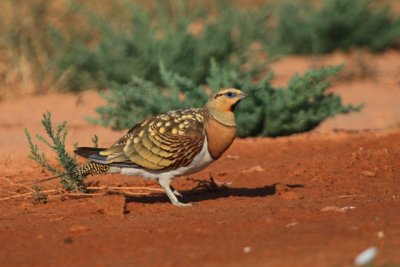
(100, 108, 206, 170)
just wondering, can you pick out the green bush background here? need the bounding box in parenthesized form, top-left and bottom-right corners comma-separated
(4, 0, 398, 136)
(90, 61, 362, 137)
(2, 0, 399, 91)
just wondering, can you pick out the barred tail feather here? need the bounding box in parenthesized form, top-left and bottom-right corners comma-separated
(76, 162, 111, 176)
(28, 162, 110, 185)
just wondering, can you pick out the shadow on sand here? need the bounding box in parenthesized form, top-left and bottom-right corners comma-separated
(125, 183, 304, 205)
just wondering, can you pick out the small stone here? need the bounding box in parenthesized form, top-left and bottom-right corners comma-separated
(243, 246, 252, 253)
(377, 231, 384, 239)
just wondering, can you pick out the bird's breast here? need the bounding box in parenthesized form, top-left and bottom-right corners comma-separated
(205, 118, 236, 159)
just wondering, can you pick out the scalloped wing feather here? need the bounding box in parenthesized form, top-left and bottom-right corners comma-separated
(100, 108, 206, 170)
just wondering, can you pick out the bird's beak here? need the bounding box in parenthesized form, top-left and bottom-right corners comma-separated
(239, 92, 247, 99)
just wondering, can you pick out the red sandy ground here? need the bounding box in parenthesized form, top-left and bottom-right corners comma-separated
(0, 51, 400, 267)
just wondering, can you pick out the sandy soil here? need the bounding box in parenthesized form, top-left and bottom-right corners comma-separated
(0, 51, 400, 267)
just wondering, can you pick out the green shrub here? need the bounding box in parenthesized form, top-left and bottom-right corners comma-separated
(273, 0, 400, 54)
(52, 1, 271, 91)
(88, 62, 208, 129)
(234, 65, 363, 136)
(90, 61, 361, 137)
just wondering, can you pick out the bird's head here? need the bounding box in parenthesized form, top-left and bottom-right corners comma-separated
(206, 88, 247, 112)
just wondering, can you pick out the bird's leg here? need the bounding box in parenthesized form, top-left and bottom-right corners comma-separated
(170, 185, 183, 198)
(158, 177, 192, 207)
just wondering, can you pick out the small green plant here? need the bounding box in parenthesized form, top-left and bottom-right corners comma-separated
(32, 185, 48, 204)
(91, 134, 99, 148)
(25, 112, 86, 192)
(90, 60, 362, 137)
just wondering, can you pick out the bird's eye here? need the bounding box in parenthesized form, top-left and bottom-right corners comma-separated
(225, 92, 236, 98)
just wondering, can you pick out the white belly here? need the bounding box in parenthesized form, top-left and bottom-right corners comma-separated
(109, 138, 214, 181)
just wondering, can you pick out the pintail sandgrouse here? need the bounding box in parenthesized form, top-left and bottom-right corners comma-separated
(75, 88, 247, 206)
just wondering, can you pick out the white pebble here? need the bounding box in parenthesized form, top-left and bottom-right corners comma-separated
(377, 231, 384, 239)
(243, 246, 251, 253)
(354, 246, 377, 266)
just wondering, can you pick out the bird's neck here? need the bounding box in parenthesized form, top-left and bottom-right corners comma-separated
(205, 107, 236, 127)
(203, 109, 237, 160)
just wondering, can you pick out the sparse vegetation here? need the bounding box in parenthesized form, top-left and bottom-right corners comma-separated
(273, 0, 400, 54)
(2, 0, 399, 94)
(49, 1, 270, 90)
(24, 112, 86, 191)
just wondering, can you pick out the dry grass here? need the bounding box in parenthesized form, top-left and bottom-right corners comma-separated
(0, 0, 128, 98)
(0, 176, 163, 202)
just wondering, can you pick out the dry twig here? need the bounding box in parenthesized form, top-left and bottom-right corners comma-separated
(86, 186, 163, 192)
(1, 175, 229, 203)
(1, 177, 35, 193)
(0, 179, 160, 202)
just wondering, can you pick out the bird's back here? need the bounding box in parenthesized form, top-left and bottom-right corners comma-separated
(78, 108, 207, 171)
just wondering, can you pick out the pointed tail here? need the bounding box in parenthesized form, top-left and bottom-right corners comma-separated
(28, 161, 110, 185)
(76, 161, 111, 176)
(27, 147, 111, 185)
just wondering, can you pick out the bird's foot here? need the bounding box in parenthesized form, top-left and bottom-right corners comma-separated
(159, 177, 194, 207)
(172, 189, 183, 198)
(171, 200, 195, 207)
